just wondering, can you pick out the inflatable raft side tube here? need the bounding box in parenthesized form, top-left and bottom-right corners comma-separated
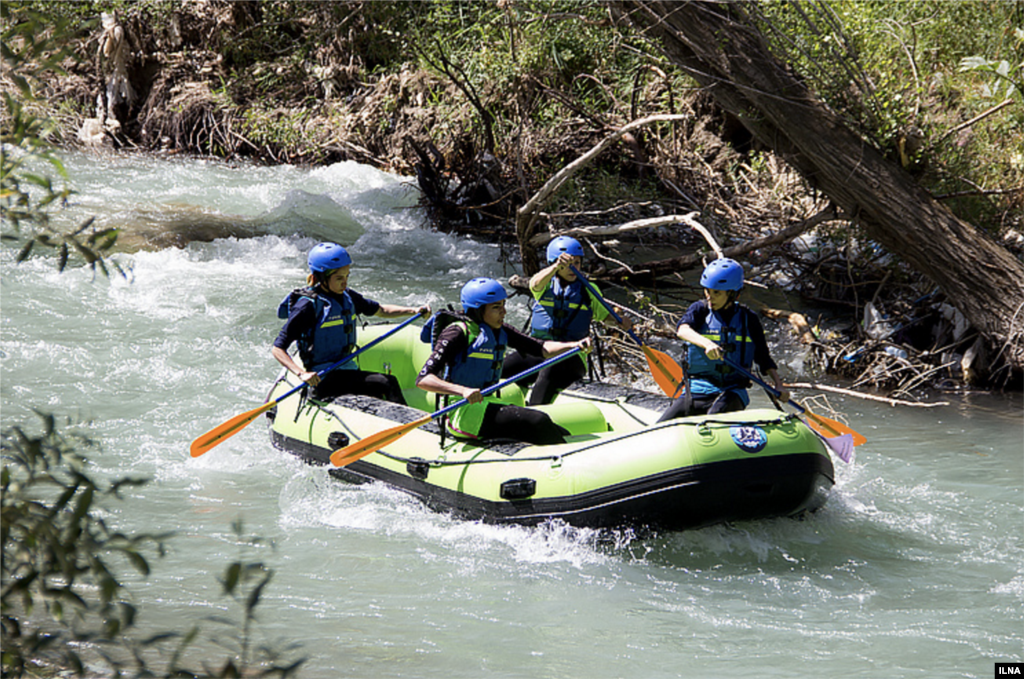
(270, 429, 834, 530)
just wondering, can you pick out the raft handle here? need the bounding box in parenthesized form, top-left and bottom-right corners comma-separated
(328, 432, 350, 450)
(500, 478, 537, 501)
(407, 457, 431, 480)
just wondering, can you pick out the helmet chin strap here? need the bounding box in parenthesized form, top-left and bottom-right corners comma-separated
(312, 268, 337, 290)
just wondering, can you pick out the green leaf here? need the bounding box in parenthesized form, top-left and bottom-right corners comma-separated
(71, 216, 96, 236)
(126, 549, 151, 576)
(20, 172, 53, 190)
(246, 571, 272, 611)
(71, 484, 95, 523)
(959, 56, 991, 71)
(16, 239, 33, 262)
(223, 562, 242, 594)
(88, 227, 119, 249)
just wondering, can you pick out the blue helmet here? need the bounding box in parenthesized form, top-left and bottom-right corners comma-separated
(460, 277, 508, 310)
(546, 236, 585, 263)
(308, 242, 352, 273)
(700, 258, 744, 291)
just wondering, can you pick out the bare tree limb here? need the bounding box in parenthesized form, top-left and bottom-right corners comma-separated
(600, 204, 842, 281)
(786, 382, 949, 407)
(515, 113, 689, 275)
(933, 98, 1014, 146)
(542, 210, 725, 255)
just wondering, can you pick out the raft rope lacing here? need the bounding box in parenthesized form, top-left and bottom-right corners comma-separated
(367, 413, 801, 469)
(311, 397, 362, 442)
(281, 376, 804, 471)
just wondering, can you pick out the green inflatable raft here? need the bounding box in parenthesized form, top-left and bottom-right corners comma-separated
(266, 323, 835, 530)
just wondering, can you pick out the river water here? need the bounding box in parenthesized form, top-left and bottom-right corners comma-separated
(2, 153, 1021, 678)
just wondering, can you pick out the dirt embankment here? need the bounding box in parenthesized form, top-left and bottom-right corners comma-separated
(36, 4, 762, 237)
(51, 6, 441, 167)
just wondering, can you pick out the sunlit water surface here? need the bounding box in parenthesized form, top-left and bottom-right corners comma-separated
(1, 152, 1021, 678)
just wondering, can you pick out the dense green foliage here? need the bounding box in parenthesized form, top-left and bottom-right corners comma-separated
(306, 0, 1021, 225)
(259, 0, 1021, 228)
(752, 0, 1023, 230)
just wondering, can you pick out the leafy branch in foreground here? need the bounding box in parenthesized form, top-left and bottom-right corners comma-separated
(1, 413, 305, 678)
(1, 411, 163, 676)
(1, 2, 122, 276)
(199, 520, 307, 679)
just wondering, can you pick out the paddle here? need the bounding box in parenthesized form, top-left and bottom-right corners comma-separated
(568, 265, 684, 398)
(720, 356, 864, 461)
(190, 313, 424, 458)
(329, 346, 585, 468)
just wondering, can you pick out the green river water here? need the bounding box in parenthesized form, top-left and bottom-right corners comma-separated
(1, 153, 1021, 678)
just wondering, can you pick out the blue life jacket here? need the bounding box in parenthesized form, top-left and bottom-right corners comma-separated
(530, 277, 593, 341)
(277, 287, 358, 373)
(445, 320, 507, 389)
(686, 305, 755, 404)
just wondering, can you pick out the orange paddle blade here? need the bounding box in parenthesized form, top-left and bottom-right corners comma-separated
(642, 346, 684, 398)
(802, 407, 867, 446)
(329, 414, 433, 467)
(190, 402, 275, 458)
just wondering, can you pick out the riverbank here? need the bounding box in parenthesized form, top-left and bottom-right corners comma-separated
(4, 2, 1022, 395)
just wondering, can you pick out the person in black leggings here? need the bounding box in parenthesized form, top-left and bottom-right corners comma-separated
(417, 278, 589, 445)
(272, 242, 429, 403)
(657, 258, 788, 422)
(501, 349, 586, 408)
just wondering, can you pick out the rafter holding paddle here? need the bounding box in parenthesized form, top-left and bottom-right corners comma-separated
(568, 265, 684, 398)
(190, 313, 424, 458)
(329, 346, 585, 468)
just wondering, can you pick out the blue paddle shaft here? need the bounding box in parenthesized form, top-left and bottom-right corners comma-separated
(431, 346, 584, 420)
(722, 355, 855, 459)
(720, 356, 807, 416)
(274, 313, 423, 405)
(567, 265, 645, 347)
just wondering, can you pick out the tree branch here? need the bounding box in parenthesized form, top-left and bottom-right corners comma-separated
(600, 204, 843, 282)
(515, 113, 689, 275)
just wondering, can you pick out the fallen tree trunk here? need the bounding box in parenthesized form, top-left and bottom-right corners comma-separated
(616, 0, 1024, 376)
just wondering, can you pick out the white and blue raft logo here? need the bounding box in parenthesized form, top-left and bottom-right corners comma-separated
(730, 425, 768, 453)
